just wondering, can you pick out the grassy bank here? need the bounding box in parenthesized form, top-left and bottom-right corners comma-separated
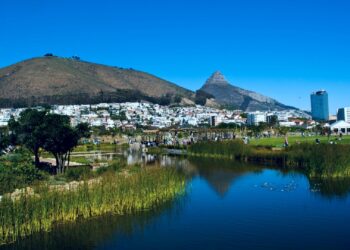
(0, 167, 186, 245)
(74, 143, 128, 152)
(249, 135, 350, 147)
(188, 140, 350, 178)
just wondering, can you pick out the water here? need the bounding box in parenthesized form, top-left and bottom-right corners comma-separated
(3, 155, 350, 250)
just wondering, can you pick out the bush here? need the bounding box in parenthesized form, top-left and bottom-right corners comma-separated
(108, 159, 126, 172)
(65, 166, 92, 181)
(0, 150, 46, 194)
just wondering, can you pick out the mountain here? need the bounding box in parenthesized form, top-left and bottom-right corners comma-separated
(200, 71, 296, 111)
(0, 56, 193, 108)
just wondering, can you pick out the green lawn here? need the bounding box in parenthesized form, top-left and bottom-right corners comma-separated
(249, 135, 350, 147)
(74, 143, 128, 152)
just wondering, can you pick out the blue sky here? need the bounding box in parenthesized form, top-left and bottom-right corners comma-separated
(1, 0, 350, 113)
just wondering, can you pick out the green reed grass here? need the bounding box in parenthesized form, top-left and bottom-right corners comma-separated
(188, 140, 350, 178)
(0, 168, 186, 245)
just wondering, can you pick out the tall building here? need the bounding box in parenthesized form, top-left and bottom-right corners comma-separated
(337, 107, 350, 123)
(311, 90, 329, 121)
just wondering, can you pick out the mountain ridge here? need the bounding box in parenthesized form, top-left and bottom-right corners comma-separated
(201, 71, 296, 111)
(0, 57, 297, 111)
(0, 56, 193, 107)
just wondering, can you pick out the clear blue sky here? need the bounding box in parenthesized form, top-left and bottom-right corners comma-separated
(1, 0, 350, 113)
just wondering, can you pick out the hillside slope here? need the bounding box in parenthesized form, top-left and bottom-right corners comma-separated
(200, 71, 296, 111)
(0, 56, 193, 107)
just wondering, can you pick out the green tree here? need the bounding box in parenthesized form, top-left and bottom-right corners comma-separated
(0, 127, 9, 152)
(268, 115, 279, 127)
(9, 109, 47, 166)
(41, 114, 90, 174)
(277, 126, 289, 136)
(241, 113, 248, 119)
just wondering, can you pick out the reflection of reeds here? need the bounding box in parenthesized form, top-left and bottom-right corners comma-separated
(0, 168, 185, 245)
(188, 141, 350, 178)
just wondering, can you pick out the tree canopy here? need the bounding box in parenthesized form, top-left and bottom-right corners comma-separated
(9, 109, 47, 165)
(9, 110, 90, 173)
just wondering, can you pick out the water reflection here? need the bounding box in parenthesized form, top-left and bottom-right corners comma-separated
(3, 152, 350, 249)
(309, 177, 350, 199)
(81, 149, 350, 199)
(187, 157, 262, 197)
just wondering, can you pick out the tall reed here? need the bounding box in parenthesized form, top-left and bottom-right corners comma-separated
(0, 168, 186, 245)
(188, 140, 350, 178)
(189, 140, 253, 160)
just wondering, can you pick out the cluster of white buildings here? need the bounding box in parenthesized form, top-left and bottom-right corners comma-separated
(1, 102, 349, 134)
(0, 108, 25, 127)
(0, 102, 245, 130)
(246, 110, 312, 127)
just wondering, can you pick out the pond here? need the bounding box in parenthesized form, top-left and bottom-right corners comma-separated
(3, 154, 350, 250)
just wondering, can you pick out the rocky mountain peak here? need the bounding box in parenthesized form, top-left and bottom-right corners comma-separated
(204, 71, 230, 87)
(200, 71, 297, 111)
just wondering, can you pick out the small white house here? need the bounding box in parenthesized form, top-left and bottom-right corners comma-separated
(330, 120, 350, 134)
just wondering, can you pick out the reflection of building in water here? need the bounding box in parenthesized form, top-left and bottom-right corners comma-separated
(125, 153, 193, 170)
(126, 153, 143, 165)
(70, 151, 123, 162)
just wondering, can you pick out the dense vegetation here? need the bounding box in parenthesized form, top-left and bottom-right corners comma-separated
(188, 140, 350, 178)
(0, 167, 185, 245)
(0, 128, 10, 152)
(0, 90, 184, 109)
(194, 90, 214, 105)
(0, 109, 187, 245)
(8, 109, 90, 173)
(0, 150, 46, 194)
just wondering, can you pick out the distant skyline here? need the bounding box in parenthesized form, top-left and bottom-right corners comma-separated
(1, 0, 350, 113)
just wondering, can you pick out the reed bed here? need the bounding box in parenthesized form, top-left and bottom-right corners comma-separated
(188, 140, 253, 160)
(188, 140, 350, 178)
(0, 168, 186, 245)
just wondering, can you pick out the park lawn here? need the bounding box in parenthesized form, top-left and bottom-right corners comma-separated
(249, 135, 350, 147)
(74, 143, 128, 152)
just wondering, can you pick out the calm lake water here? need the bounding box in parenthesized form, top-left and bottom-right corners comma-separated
(3, 153, 350, 250)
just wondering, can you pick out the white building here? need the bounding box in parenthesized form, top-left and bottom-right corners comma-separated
(330, 120, 350, 134)
(247, 112, 266, 126)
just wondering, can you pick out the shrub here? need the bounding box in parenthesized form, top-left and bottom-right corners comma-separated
(0, 150, 46, 194)
(65, 166, 92, 181)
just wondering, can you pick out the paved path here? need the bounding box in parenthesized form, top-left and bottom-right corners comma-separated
(40, 158, 89, 167)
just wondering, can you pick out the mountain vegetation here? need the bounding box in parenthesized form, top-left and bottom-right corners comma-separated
(0, 56, 192, 108)
(0, 56, 296, 111)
